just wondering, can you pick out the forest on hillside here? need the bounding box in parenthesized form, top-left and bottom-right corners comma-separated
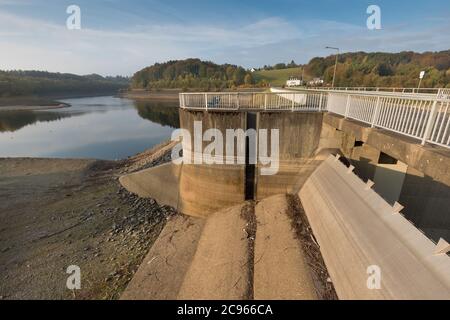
(131, 51, 450, 90)
(131, 59, 257, 91)
(0, 70, 129, 98)
(305, 50, 450, 88)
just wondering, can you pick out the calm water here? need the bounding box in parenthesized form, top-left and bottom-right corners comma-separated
(0, 96, 179, 160)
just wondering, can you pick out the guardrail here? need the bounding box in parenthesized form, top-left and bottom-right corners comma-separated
(307, 87, 445, 95)
(179, 91, 327, 111)
(179, 89, 450, 149)
(325, 91, 450, 148)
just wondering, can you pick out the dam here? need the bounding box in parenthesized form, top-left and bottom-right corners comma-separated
(120, 88, 450, 300)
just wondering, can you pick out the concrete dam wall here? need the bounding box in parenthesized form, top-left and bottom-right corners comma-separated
(120, 109, 326, 217)
(177, 109, 325, 216)
(177, 109, 246, 216)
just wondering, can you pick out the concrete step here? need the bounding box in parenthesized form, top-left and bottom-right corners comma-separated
(122, 196, 320, 300)
(253, 194, 317, 300)
(120, 214, 205, 300)
(177, 203, 252, 300)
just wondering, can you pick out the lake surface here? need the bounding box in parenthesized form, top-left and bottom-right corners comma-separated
(0, 96, 179, 160)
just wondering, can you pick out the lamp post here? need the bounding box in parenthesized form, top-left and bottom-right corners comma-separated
(326, 46, 340, 88)
(418, 70, 426, 92)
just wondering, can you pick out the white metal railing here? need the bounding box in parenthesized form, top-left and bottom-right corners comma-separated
(179, 91, 327, 112)
(179, 89, 450, 149)
(308, 87, 445, 95)
(326, 91, 450, 148)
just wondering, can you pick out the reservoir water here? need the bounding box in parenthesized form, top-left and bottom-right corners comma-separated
(0, 96, 179, 160)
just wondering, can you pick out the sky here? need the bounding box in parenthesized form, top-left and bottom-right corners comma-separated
(1, 0, 450, 76)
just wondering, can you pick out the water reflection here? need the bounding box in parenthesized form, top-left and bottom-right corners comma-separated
(0, 110, 73, 133)
(134, 101, 180, 128)
(0, 98, 180, 133)
(0, 96, 180, 159)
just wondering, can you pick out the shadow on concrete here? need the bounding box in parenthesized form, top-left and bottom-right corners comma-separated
(342, 155, 450, 243)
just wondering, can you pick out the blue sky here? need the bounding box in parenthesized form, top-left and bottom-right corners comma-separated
(1, 0, 449, 76)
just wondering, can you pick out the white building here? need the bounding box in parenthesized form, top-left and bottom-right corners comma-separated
(308, 78, 324, 86)
(286, 77, 303, 87)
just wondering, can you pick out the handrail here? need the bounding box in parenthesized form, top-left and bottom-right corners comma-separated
(179, 91, 327, 112)
(322, 90, 450, 148)
(179, 89, 450, 149)
(307, 86, 444, 94)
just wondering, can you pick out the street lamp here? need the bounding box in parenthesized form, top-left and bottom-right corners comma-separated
(418, 70, 426, 92)
(326, 46, 340, 88)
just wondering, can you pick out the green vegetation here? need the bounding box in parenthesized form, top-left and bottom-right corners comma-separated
(131, 59, 258, 91)
(0, 70, 129, 99)
(305, 50, 450, 88)
(254, 51, 450, 88)
(253, 67, 304, 87)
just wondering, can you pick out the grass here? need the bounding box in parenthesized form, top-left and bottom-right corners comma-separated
(253, 67, 305, 87)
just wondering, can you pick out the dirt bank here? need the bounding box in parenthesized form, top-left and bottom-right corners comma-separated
(0, 141, 176, 300)
(120, 90, 181, 102)
(120, 88, 266, 102)
(0, 104, 70, 112)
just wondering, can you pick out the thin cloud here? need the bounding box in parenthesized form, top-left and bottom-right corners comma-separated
(0, 7, 449, 75)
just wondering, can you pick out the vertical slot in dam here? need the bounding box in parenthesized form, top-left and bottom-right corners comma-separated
(245, 112, 257, 200)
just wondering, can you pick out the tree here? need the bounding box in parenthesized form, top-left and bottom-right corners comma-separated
(287, 60, 297, 68)
(226, 66, 235, 80)
(244, 73, 254, 85)
(233, 68, 246, 85)
(274, 63, 287, 70)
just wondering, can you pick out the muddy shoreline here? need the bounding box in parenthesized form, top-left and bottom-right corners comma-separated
(119, 88, 265, 102)
(0, 141, 177, 300)
(0, 103, 71, 112)
(119, 90, 181, 102)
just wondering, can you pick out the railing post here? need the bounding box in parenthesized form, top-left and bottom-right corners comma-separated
(205, 93, 208, 111)
(371, 96, 381, 128)
(319, 93, 323, 111)
(421, 100, 438, 145)
(292, 93, 295, 112)
(345, 94, 351, 118)
(236, 92, 240, 110)
(264, 93, 267, 110)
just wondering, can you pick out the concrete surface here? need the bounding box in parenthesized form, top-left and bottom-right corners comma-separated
(119, 163, 181, 209)
(322, 113, 450, 242)
(177, 203, 251, 300)
(323, 112, 450, 186)
(120, 214, 205, 300)
(178, 164, 245, 217)
(299, 155, 450, 300)
(254, 194, 317, 300)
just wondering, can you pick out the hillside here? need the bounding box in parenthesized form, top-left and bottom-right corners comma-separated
(254, 51, 450, 88)
(131, 59, 256, 91)
(253, 67, 305, 87)
(305, 50, 450, 88)
(0, 70, 129, 99)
